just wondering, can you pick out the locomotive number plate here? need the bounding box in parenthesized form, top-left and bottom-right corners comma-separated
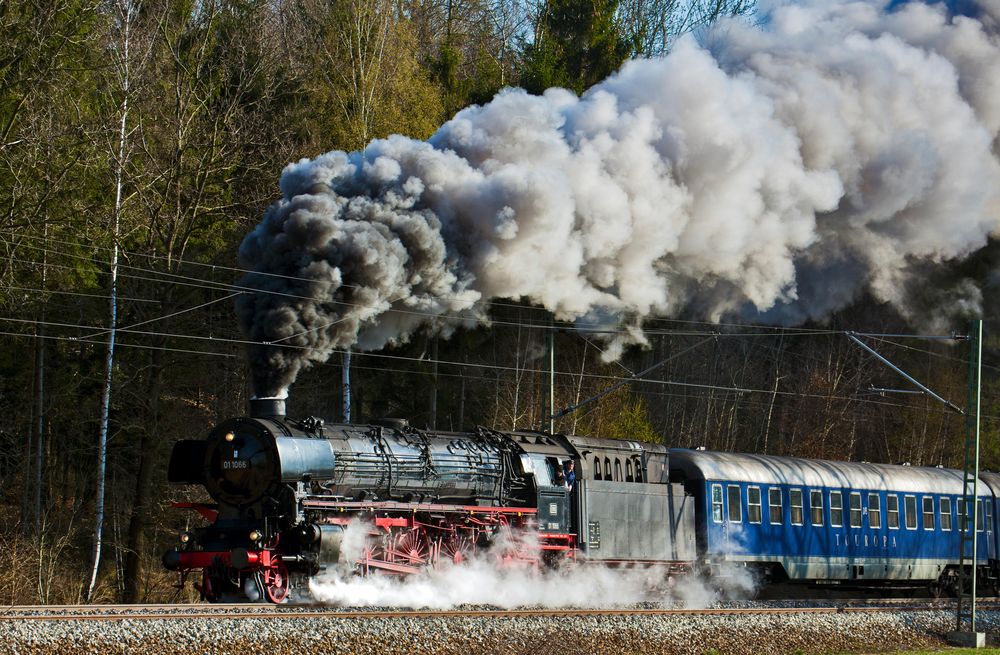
(222, 459, 249, 470)
(588, 521, 600, 550)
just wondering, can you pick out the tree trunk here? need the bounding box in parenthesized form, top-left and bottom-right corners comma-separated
(86, 0, 132, 601)
(32, 325, 45, 531)
(32, 223, 48, 534)
(122, 347, 163, 603)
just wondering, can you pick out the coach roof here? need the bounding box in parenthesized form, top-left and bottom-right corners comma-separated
(669, 449, 988, 497)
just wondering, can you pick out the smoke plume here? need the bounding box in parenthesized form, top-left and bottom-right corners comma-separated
(237, 0, 1000, 396)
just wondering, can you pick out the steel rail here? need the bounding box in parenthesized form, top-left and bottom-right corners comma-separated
(0, 602, 994, 622)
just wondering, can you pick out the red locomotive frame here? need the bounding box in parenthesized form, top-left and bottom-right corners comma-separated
(171, 500, 577, 602)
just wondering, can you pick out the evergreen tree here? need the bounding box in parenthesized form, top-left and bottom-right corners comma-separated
(523, 0, 631, 95)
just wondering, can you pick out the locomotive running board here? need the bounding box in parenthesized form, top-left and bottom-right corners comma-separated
(301, 499, 539, 516)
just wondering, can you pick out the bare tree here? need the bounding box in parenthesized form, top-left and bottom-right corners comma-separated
(617, 0, 756, 56)
(85, 0, 156, 602)
(302, 0, 397, 147)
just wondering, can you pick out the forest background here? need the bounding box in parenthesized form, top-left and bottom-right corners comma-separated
(1, 0, 997, 604)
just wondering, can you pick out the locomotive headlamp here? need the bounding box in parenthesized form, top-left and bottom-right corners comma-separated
(225, 432, 235, 442)
(179, 532, 192, 544)
(249, 530, 262, 542)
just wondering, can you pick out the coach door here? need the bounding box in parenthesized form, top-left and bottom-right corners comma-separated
(715, 484, 742, 551)
(727, 484, 743, 551)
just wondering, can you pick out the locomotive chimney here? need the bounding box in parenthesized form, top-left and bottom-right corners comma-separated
(249, 395, 286, 419)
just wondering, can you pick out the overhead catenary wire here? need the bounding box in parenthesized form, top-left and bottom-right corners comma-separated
(1, 233, 857, 337)
(0, 321, 977, 419)
(4, 251, 852, 339)
(0, 234, 986, 428)
(0, 228, 856, 334)
(1, 285, 162, 303)
(2, 251, 982, 421)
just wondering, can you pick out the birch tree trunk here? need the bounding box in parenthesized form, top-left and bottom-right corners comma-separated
(85, 0, 134, 602)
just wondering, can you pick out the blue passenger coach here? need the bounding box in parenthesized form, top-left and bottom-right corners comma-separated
(669, 449, 995, 593)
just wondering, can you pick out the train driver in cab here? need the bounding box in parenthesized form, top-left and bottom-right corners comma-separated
(563, 460, 576, 490)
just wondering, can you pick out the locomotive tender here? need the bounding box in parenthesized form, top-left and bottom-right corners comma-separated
(164, 398, 998, 602)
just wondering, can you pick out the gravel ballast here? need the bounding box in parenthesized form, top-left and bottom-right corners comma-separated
(1, 608, 997, 655)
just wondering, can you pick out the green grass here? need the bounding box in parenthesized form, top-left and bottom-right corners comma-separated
(856, 650, 1000, 655)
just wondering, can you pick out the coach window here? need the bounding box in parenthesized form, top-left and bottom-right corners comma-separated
(769, 488, 783, 525)
(959, 499, 969, 532)
(922, 497, 935, 531)
(594, 457, 602, 480)
(829, 492, 843, 527)
(634, 463, 643, 483)
(940, 497, 952, 531)
(904, 495, 917, 530)
(810, 490, 824, 527)
(626, 460, 634, 482)
(614, 459, 623, 482)
(728, 485, 742, 522)
(604, 458, 612, 480)
(977, 499, 985, 532)
(887, 495, 899, 529)
(986, 501, 993, 533)
(748, 487, 762, 524)
(868, 493, 881, 529)
(712, 484, 723, 523)
(850, 492, 862, 528)
(790, 489, 804, 526)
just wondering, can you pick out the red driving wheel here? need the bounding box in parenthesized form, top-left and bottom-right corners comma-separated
(263, 561, 289, 603)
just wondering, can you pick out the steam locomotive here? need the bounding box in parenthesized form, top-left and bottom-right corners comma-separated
(165, 398, 998, 602)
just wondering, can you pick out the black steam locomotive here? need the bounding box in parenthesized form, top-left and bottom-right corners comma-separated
(164, 397, 695, 602)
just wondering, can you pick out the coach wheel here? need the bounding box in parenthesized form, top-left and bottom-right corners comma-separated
(929, 581, 945, 599)
(263, 562, 289, 603)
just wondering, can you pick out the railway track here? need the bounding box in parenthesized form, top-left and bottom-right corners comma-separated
(2, 600, 995, 655)
(1, 599, 995, 621)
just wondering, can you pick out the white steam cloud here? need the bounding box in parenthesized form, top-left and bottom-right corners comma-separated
(307, 521, 755, 609)
(237, 0, 1000, 395)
